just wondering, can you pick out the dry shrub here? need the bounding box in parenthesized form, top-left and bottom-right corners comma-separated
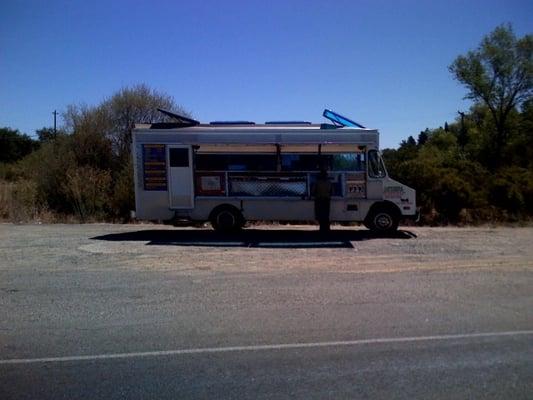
(62, 167, 112, 222)
(2, 179, 40, 222)
(11, 180, 38, 221)
(109, 160, 134, 221)
(0, 180, 13, 220)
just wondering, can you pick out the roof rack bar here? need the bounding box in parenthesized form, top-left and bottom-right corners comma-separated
(209, 121, 255, 125)
(265, 121, 312, 125)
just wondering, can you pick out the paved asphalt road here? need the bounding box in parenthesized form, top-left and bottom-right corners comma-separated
(0, 224, 532, 399)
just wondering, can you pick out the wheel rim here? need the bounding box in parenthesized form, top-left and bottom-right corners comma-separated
(374, 212, 393, 230)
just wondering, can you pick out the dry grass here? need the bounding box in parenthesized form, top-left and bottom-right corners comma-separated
(0, 179, 58, 223)
(0, 180, 12, 220)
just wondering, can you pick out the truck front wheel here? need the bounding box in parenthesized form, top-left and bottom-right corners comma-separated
(364, 206, 399, 234)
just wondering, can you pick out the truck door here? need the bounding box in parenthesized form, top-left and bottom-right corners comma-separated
(367, 150, 386, 199)
(167, 145, 194, 209)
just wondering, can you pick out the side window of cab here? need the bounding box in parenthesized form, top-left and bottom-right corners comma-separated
(368, 150, 386, 178)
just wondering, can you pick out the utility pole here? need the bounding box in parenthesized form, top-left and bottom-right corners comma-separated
(53, 110, 58, 134)
(457, 111, 467, 150)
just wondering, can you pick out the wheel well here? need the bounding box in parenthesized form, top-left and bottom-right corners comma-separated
(366, 201, 401, 221)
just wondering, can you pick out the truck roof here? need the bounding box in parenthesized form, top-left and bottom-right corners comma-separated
(133, 126, 379, 147)
(132, 109, 379, 147)
(134, 123, 375, 130)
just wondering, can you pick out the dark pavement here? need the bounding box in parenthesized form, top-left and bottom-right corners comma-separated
(1, 224, 532, 399)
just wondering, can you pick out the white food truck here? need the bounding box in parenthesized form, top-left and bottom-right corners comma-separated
(132, 109, 417, 233)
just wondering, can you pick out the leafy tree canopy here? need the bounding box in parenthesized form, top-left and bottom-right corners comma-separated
(449, 24, 532, 151)
(35, 127, 66, 142)
(0, 127, 37, 163)
(63, 84, 188, 162)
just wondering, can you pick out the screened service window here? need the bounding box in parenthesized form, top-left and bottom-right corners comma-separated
(368, 150, 386, 178)
(169, 148, 189, 167)
(196, 154, 277, 171)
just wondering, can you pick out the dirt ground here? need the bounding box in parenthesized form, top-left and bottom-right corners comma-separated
(2, 223, 532, 276)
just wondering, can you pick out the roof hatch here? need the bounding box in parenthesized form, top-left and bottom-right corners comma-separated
(322, 109, 365, 128)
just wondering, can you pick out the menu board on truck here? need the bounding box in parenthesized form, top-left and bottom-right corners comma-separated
(143, 144, 167, 191)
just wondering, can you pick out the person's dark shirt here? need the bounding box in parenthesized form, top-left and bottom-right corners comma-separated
(314, 178, 332, 199)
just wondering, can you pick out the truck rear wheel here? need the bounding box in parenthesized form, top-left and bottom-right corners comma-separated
(210, 205, 244, 232)
(365, 205, 399, 234)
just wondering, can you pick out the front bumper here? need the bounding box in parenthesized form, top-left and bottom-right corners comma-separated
(403, 207, 421, 223)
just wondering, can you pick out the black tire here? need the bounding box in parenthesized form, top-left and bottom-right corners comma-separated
(365, 206, 399, 234)
(210, 205, 244, 232)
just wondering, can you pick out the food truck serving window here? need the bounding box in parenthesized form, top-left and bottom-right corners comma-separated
(281, 153, 365, 171)
(331, 153, 366, 171)
(281, 154, 320, 171)
(195, 154, 277, 171)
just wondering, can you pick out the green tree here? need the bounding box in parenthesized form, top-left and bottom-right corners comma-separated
(4, 84, 188, 221)
(417, 129, 429, 146)
(64, 84, 188, 162)
(0, 127, 37, 163)
(449, 24, 532, 153)
(60, 84, 188, 219)
(35, 127, 64, 142)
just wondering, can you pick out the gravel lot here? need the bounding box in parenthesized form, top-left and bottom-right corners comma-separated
(2, 223, 532, 275)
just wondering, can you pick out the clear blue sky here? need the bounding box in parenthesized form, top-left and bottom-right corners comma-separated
(1, 0, 531, 148)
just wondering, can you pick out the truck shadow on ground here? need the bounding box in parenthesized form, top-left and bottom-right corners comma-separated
(92, 228, 416, 249)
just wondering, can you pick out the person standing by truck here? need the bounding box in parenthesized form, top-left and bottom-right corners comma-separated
(313, 168, 333, 233)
